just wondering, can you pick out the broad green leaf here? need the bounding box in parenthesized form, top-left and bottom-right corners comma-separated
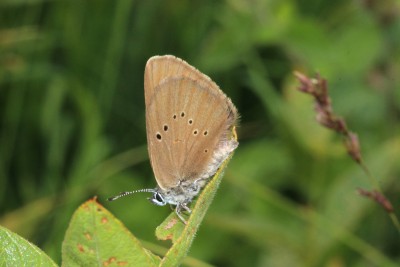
(62, 198, 160, 267)
(0, 225, 58, 267)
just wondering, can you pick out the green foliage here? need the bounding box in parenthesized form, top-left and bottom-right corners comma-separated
(0, 154, 231, 266)
(62, 199, 160, 267)
(0, 225, 57, 267)
(1, 0, 400, 266)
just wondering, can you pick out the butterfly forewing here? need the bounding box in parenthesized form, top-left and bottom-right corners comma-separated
(146, 77, 233, 189)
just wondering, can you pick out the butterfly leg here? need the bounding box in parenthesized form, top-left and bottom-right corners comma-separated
(175, 203, 192, 224)
(181, 203, 192, 214)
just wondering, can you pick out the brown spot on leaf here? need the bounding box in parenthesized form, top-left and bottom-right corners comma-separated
(164, 218, 178, 230)
(164, 234, 173, 240)
(77, 244, 85, 253)
(84, 232, 92, 240)
(117, 261, 128, 266)
(101, 217, 108, 224)
(103, 257, 116, 266)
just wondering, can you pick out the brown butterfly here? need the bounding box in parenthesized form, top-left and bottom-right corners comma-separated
(108, 55, 238, 223)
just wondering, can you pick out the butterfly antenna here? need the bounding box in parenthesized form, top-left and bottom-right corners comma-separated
(107, 189, 155, 201)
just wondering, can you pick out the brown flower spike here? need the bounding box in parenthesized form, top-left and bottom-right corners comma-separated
(358, 188, 394, 213)
(294, 71, 362, 163)
(293, 71, 396, 217)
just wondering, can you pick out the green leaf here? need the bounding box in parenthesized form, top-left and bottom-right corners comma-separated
(62, 198, 160, 267)
(156, 151, 236, 267)
(155, 213, 185, 244)
(0, 225, 58, 267)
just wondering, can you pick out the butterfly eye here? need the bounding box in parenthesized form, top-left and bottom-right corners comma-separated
(150, 192, 166, 206)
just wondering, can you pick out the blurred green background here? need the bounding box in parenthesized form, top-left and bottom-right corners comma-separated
(1, 0, 400, 266)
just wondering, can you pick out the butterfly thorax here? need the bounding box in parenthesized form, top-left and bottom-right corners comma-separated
(155, 178, 207, 206)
